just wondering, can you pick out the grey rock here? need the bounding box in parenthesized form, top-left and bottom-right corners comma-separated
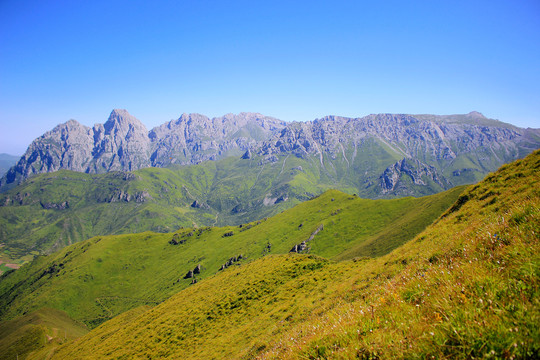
(379, 158, 451, 195)
(218, 254, 243, 270)
(40, 201, 69, 210)
(241, 149, 252, 159)
(191, 200, 209, 209)
(1, 110, 539, 199)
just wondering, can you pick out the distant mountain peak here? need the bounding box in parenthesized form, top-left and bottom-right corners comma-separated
(103, 109, 147, 134)
(106, 109, 143, 124)
(466, 111, 486, 119)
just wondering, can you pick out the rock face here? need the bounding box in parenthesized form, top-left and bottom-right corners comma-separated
(1, 110, 286, 189)
(148, 112, 286, 167)
(379, 158, 452, 196)
(2, 110, 539, 197)
(1, 110, 151, 187)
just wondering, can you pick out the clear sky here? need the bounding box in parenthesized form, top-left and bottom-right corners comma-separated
(1, 0, 539, 155)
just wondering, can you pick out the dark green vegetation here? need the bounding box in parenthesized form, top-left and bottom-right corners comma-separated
(47, 149, 539, 359)
(0, 308, 87, 360)
(0, 186, 463, 330)
(0, 149, 451, 266)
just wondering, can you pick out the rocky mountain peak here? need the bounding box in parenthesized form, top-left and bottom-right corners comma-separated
(103, 109, 148, 135)
(466, 111, 486, 119)
(63, 119, 85, 128)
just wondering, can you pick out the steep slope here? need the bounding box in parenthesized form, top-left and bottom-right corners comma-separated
(51, 149, 539, 359)
(0, 187, 463, 329)
(0, 308, 87, 360)
(2, 110, 538, 197)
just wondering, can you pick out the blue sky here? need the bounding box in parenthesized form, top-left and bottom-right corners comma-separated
(1, 0, 539, 154)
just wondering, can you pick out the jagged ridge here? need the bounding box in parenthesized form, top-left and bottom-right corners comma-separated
(2, 110, 539, 197)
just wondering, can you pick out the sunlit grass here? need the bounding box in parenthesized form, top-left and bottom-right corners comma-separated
(51, 150, 540, 359)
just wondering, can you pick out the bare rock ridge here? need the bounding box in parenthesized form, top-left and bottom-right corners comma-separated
(1, 109, 539, 196)
(1, 110, 286, 189)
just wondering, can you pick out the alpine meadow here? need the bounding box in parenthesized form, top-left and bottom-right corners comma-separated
(2, 1, 540, 358)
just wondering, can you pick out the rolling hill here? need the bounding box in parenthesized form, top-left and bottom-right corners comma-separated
(0, 308, 87, 360)
(0, 186, 463, 330)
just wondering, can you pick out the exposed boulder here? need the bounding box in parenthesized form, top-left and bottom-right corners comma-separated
(289, 224, 324, 253)
(218, 254, 244, 271)
(191, 200, 209, 209)
(40, 201, 69, 210)
(183, 270, 194, 279)
(241, 149, 252, 159)
(289, 241, 308, 253)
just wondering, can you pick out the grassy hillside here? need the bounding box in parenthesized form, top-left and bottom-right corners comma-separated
(51, 149, 539, 359)
(0, 154, 352, 267)
(0, 142, 470, 267)
(0, 307, 87, 360)
(0, 186, 463, 330)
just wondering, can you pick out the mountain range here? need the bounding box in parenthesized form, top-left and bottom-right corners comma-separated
(2, 109, 539, 198)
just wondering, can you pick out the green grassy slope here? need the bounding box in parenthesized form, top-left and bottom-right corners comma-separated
(0, 186, 463, 330)
(0, 155, 351, 266)
(52, 149, 540, 359)
(0, 139, 471, 268)
(0, 307, 87, 360)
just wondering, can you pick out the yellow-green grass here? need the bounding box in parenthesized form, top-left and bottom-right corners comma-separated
(51, 150, 539, 359)
(0, 186, 462, 330)
(0, 307, 87, 360)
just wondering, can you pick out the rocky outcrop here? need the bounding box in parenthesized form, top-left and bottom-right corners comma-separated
(169, 231, 194, 245)
(290, 224, 324, 253)
(183, 264, 203, 279)
(219, 255, 244, 271)
(40, 201, 69, 210)
(379, 158, 452, 195)
(191, 200, 209, 209)
(290, 241, 308, 253)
